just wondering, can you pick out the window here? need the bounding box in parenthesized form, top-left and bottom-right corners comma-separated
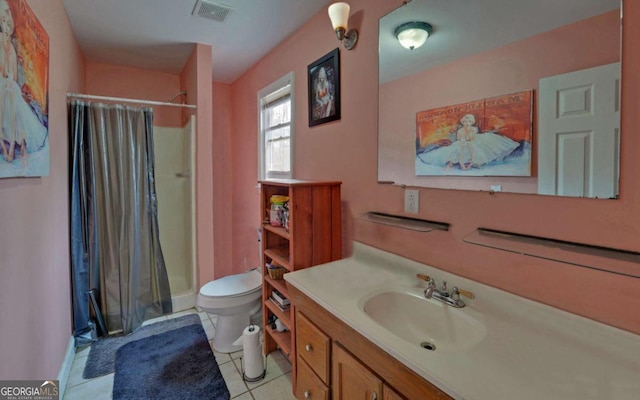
(258, 72, 294, 180)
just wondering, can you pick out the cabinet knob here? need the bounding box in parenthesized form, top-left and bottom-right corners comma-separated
(304, 390, 311, 399)
(372, 392, 378, 400)
(305, 344, 312, 352)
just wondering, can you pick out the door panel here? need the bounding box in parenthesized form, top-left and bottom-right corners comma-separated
(538, 62, 620, 198)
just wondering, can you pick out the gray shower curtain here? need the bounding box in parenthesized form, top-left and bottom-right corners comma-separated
(70, 100, 172, 343)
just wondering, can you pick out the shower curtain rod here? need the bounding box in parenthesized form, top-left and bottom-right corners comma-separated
(66, 93, 197, 109)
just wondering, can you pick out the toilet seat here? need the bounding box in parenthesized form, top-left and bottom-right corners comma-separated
(199, 269, 262, 299)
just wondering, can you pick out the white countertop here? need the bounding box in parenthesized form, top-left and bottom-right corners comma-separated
(284, 242, 640, 400)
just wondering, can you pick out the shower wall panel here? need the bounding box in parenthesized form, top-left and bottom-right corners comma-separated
(154, 124, 193, 295)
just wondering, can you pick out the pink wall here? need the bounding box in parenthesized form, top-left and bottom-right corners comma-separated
(228, 0, 640, 334)
(181, 44, 214, 287)
(85, 61, 183, 127)
(0, 0, 85, 379)
(0, 18, 215, 378)
(211, 82, 234, 278)
(379, 11, 620, 194)
(228, 3, 381, 274)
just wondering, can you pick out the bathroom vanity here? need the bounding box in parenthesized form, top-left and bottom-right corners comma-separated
(290, 285, 450, 400)
(285, 242, 640, 400)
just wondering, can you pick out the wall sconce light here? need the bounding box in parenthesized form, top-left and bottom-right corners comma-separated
(328, 2, 358, 50)
(394, 21, 433, 50)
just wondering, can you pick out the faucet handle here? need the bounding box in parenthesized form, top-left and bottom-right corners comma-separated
(416, 273, 432, 283)
(452, 287, 475, 299)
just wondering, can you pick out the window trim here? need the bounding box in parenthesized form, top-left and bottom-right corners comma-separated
(258, 71, 294, 181)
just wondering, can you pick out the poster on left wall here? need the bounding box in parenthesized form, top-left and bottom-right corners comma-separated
(0, 0, 49, 178)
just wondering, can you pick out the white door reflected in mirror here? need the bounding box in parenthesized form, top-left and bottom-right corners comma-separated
(538, 63, 620, 198)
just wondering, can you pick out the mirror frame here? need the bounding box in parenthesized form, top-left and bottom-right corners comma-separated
(377, 0, 622, 199)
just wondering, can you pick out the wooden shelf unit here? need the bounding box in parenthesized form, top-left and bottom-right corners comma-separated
(259, 179, 342, 388)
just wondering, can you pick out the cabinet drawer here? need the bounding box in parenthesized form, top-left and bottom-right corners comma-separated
(296, 312, 330, 384)
(296, 358, 330, 400)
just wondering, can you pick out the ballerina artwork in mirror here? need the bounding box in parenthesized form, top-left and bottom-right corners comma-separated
(378, 0, 621, 198)
(416, 90, 533, 177)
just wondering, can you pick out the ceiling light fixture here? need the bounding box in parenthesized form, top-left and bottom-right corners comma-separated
(328, 2, 358, 50)
(394, 21, 433, 50)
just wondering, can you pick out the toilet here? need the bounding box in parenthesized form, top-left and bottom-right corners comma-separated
(197, 268, 262, 353)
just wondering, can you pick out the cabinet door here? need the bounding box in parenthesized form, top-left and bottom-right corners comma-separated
(383, 384, 405, 400)
(332, 343, 383, 400)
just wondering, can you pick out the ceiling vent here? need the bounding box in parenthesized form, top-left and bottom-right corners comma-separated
(192, 0, 233, 23)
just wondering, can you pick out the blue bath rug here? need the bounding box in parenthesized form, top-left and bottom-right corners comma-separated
(83, 314, 201, 379)
(112, 323, 230, 400)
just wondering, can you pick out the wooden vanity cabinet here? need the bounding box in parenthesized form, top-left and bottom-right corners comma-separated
(333, 344, 410, 400)
(295, 312, 331, 399)
(332, 342, 383, 400)
(297, 358, 330, 400)
(382, 385, 406, 400)
(287, 284, 452, 400)
(297, 312, 330, 383)
(259, 179, 342, 393)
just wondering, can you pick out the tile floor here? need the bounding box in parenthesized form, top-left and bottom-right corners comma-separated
(63, 309, 296, 400)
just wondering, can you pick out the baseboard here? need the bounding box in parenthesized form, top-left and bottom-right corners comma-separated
(57, 336, 75, 399)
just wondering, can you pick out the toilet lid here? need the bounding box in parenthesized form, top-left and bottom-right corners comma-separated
(200, 269, 262, 298)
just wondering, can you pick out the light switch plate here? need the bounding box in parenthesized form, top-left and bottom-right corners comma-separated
(404, 189, 419, 214)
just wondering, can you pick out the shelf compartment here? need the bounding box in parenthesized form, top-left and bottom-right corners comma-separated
(265, 326, 292, 357)
(360, 211, 450, 232)
(264, 229, 290, 262)
(265, 275, 289, 295)
(264, 247, 292, 270)
(265, 298, 291, 328)
(263, 224, 291, 240)
(464, 227, 640, 279)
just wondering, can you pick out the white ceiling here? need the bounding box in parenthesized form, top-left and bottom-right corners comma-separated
(61, 0, 620, 85)
(62, 0, 332, 83)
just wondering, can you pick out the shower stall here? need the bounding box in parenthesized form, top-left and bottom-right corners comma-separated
(153, 115, 197, 312)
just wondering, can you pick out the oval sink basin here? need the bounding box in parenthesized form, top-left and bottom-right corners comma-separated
(361, 290, 486, 352)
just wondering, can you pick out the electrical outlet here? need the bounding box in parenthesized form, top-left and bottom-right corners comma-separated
(404, 189, 419, 214)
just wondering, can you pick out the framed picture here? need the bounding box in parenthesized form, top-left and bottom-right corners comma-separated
(415, 90, 533, 177)
(308, 48, 340, 127)
(0, 0, 50, 178)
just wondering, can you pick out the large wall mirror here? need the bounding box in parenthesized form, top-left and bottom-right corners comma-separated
(378, 0, 621, 198)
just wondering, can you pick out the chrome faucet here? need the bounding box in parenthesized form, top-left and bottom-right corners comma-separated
(417, 274, 475, 308)
(424, 279, 437, 299)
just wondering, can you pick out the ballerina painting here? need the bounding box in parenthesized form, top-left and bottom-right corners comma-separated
(0, 0, 49, 178)
(416, 90, 532, 177)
